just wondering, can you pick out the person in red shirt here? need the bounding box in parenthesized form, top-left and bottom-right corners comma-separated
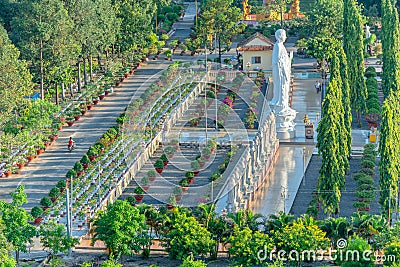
(68, 137, 74, 151)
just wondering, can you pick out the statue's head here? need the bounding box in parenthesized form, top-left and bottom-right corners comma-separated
(275, 29, 287, 43)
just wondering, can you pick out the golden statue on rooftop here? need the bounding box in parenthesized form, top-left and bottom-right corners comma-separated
(243, 0, 251, 20)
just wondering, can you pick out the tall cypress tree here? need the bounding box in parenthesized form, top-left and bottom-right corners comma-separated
(381, 0, 400, 95)
(330, 51, 350, 174)
(337, 46, 352, 169)
(343, 0, 367, 126)
(316, 77, 344, 215)
(379, 90, 400, 220)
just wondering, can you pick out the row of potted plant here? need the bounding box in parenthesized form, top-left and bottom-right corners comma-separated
(365, 67, 380, 129)
(353, 143, 377, 213)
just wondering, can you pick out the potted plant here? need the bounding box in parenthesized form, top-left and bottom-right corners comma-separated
(170, 139, 179, 149)
(160, 153, 169, 166)
(141, 176, 150, 192)
(185, 171, 195, 184)
(56, 180, 66, 192)
(173, 186, 183, 201)
(245, 108, 256, 129)
(126, 196, 136, 206)
(66, 169, 77, 179)
(191, 160, 200, 175)
(49, 187, 60, 202)
(202, 147, 211, 159)
(197, 156, 206, 168)
(147, 170, 157, 182)
(166, 195, 177, 210)
(31, 206, 43, 225)
(365, 113, 380, 128)
(80, 154, 90, 169)
(207, 138, 217, 153)
(74, 162, 84, 176)
(134, 186, 145, 203)
(164, 146, 176, 158)
(164, 49, 172, 60)
(40, 196, 52, 210)
(179, 178, 189, 193)
(154, 159, 164, 174)
(353, 201, 370, 212)
(87, 147, 98, 161)
(189, 117, 200, 127)
(209, 171, 221, 181)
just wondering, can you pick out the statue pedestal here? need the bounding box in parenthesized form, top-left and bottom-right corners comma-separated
(273, 106, 297, 140)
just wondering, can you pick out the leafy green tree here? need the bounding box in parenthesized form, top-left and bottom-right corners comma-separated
(384, 242, 400, 266)
(228, 226, 273, 267)
(272, 217, 329, 267)
(93, 200, 150, 259)
(343, 0, 367, 125)
(379, 90, 400, 221)
(350, 213, 386, 243)
(265, 211, 294, 232)
(162, 209, 215, 260)
(0, 24, 33, 127)
(11, 0, 77, 100)
(196, 0, 244, 64)
(304, 0, 343, 39)
(0, 186, 37, 263)
(0, 218, 16, 267)
(115, 0, 156, 56)
(39, 220, 78, 256)
(330, 49, 352, 173)
(316, 76, 345, 215)
(337, 46, 353, 164)
(381, 0, 400, 95)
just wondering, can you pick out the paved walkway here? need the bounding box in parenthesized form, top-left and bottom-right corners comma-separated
(0, 60, 171, 208)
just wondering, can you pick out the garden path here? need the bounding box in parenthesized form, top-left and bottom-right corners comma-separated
(0, 61, 173, 209)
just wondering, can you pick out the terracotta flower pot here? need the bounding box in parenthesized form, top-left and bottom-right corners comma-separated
(155, 168, 163, 174)
(81, 109, 87, 116)
(187, 177, 194, 185)
(105, 90, 110, 95)
(88, 155, 96, 162)
(34, 217, 43, 225)
(67, 121, 74, 127)
(74, 115, 80, 121)
(163, 161, 168, 167)
(134, 194, 144, 202)
(142, 185, 150, 192)
(175, 195, 182, 201)
(149, 176, 156, 182)
(5, 171, 11, 178)
(99, 95, 105, 100)
(182, 186, 188, 193)
(87, 105, 93, 110)
(93, 99, 99, 105)
(193, 171, 199, 176)
(17, 163, 25, 169)
(82, 163, 89, 170)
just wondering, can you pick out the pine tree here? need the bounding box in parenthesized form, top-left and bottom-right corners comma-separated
(381, 0, 400, 95)
(343, 0, 367, 126)
(316, 77, 344, 215)
(379, 90, 400, 220)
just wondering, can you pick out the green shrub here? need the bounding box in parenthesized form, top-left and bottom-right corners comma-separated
(31, 206, 43, 218)
(80, 154, 90, 164)
(362, 154, 376, 162)
(365, 66, 377, 78)
(134, 186, 145, 195)
(336, 235, 374, 267)
(367, 108, 381, 115)
(353, 172, 370, 182)
(356, 175, 374, 186)
(40, 196, 52, 207)
(66, 169, 77, 179)
(154, 159, 164, 169)
(49, 187, 60, 198)
(74, 162, 83, 172)
(360, 168, 375, 176)
(384, 242, 400, 266)
(361, 159, 376, 169)
(179, 255, 207, 267)
(56, 180, 66, 189)
(366, 77, 378, 88)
